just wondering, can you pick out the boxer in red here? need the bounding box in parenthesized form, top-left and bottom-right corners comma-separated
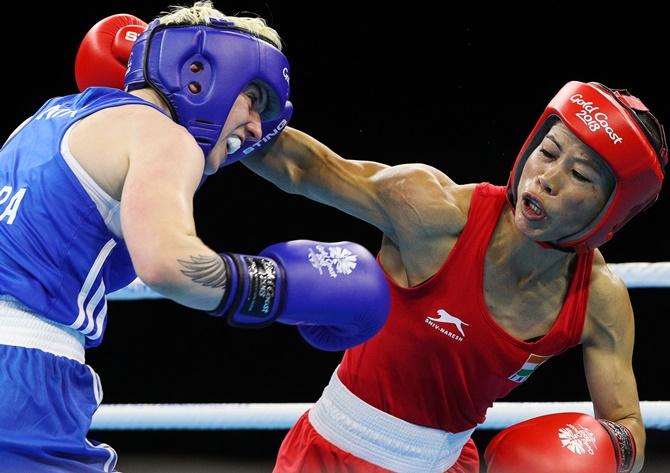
(249, 82, 663, 473)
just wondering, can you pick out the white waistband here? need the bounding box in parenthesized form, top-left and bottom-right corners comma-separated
(308, 368, 475, 473)
(0, 296, 85, 363)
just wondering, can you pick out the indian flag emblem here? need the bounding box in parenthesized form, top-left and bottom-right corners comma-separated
(508, 353, 551, 383)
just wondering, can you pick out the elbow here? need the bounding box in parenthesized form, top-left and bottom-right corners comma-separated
(262, 158, 309, 195)
(282, 161, 308, 194)
(132, 256, 180, 294)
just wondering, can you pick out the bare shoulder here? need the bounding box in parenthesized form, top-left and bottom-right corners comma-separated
(69, 104, 202, 198)
(124, 106, 201, 163)
(120, 105, 205, 191)
(584, 250, 634, 345)
(375, 163, 476, 237)
(114, 105, 195, 152)
(73, 103, 195, 158)
(589, 251, 631, 311)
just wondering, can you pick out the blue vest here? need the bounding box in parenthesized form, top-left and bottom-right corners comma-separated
(0, 87, 164, 347)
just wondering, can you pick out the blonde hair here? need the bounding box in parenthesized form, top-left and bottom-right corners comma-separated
(158, 1, 282, 50)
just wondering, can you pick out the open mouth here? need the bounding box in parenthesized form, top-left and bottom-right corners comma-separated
(521, 192, 547, 220)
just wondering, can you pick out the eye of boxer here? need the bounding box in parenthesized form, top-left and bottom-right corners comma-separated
(245, 83, 268, 115)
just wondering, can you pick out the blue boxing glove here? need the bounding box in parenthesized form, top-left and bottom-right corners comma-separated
(208, 240, 389, 351)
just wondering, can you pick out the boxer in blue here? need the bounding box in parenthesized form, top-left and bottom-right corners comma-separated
(0, 2, 389, 471)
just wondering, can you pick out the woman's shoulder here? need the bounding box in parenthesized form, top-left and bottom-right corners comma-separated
(586, 251, 632, 325)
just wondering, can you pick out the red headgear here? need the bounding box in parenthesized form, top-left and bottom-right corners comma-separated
(507, 81, 667, 253)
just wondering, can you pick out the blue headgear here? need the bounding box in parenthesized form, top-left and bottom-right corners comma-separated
(124, 18, 290, 164)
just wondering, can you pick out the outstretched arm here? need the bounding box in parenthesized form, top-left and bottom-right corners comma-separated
(243, 127, 466, 244)
(243, 127, 393, 233)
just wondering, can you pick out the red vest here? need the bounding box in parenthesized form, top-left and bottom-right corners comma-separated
(339, 183, 594, 433)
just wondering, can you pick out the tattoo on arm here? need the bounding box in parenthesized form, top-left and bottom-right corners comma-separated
(178, 255, 227, 289)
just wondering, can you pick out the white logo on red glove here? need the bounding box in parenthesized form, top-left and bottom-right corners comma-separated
(125, 30, 140, 42)
(308, 245, 358, 278)
(558, 423, 598, 455)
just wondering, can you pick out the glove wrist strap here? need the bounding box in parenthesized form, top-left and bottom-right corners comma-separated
(206, 253, 237, 317)
(598, 419, 637, 473)
(208, 252, 284, 328)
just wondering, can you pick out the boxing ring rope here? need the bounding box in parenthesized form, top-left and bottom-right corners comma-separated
(93, 262, 670, 431)
(108, 263, 670, 301)
(90, 401, 670, 431)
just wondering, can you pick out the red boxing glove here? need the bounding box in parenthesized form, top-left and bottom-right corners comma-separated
(75, 14, 147, 91)
(485, 413, 636, 473)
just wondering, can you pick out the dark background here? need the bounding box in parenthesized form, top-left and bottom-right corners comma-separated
(4, 2, 669, 471)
